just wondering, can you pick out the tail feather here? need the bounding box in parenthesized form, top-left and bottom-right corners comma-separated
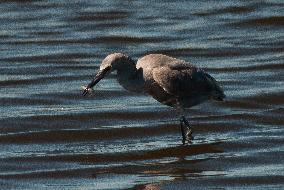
(203, 73, 225, 101)
(212, 88, 225, 101)
(212, 81, 225, 101)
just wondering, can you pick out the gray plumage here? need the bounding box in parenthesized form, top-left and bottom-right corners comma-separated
(83, 53, 225, 144)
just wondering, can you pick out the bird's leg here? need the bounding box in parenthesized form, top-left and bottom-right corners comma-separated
(180, 117, 187, 144)
(180, 116, 194, 143)
(176, 103, 193, 144)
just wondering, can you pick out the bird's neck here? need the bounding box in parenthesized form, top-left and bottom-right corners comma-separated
(116, 63, 144, 93)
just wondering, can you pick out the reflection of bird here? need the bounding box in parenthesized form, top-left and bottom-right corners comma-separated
(83, 53, 225, 144)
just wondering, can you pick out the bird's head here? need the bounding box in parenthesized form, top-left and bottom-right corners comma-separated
(82, 53, 133, 96)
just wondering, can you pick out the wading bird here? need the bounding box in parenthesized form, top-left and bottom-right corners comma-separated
(83, 53, 225, 144)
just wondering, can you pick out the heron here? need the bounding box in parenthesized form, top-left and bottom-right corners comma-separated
(83, 53, 225, 144)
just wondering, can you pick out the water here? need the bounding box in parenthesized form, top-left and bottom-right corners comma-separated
(0, 0, 283, 189)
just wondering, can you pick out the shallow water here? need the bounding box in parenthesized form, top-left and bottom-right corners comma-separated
(0, 0, 283, 189)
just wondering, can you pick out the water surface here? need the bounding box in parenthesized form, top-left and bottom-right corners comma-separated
(0, 0, 283, 189)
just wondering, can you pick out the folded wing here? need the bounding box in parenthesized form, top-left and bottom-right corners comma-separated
(152, 64, 224, 100)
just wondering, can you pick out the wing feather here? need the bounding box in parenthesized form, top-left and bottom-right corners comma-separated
(152, 65, 214, 97)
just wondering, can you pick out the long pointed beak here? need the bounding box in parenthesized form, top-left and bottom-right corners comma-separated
(82, 67, 110, 96)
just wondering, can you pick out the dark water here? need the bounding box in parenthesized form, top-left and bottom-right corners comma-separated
(0, 0, 283, 189)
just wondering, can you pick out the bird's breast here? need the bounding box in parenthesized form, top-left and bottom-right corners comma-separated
(117, 69, 145, 93)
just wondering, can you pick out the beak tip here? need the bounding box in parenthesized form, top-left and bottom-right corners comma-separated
(83, 68, 107, 97)
(82, 87, 90, 96)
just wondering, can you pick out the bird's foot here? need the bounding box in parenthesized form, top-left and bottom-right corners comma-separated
(180, 116, 194, 145)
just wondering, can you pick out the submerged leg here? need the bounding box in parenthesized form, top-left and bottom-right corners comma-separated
(180, 116, 193, 144)
(175, 103, 193, 144)
(180, 117, 186, 143)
